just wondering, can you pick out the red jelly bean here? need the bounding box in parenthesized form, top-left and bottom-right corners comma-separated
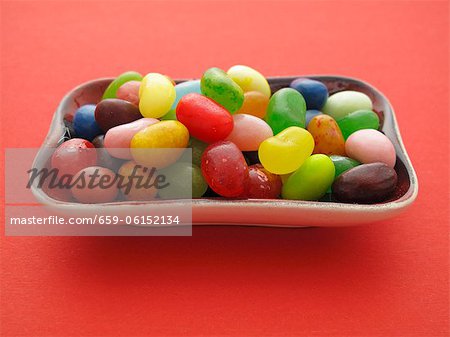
(176, 93, 233, 143)
(201, 141, 248, 197)
(51, 138, 97, 177)
(242, 164, 282, 199)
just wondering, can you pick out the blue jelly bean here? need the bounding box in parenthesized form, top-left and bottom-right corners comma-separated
(306, 109, 323, 127)
(290, 78, 328, 110)
(171, 80, 202, 110)
(73, 104, 102, 141)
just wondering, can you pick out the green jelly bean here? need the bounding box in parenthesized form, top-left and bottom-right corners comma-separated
(160, 108, 177, 121)
(337, 109, 380, 139)
(158, 162, 208, 199)
(282, 154, 335, 200)
(200, 67, 244, 113)
(329, 155, 360, 179)
(265, 88, 306, 135)
(189, 137, 209, 167)
(103, 71, 143, 99)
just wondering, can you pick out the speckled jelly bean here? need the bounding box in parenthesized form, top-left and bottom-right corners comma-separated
(329, 155, 360, 179)
(201, 67, 244, 113)
(201, 141, 249, 197)
(176, 93, 233, 143)
(242, 164, 282, 199)
(305, 109, 322, 127)
(116, 80, 141, 106)
(139, 73, 176, 118)
(130, 120, 189, 168)
(236, 91, 269, 119)
(307, 115, 346, 156)
(322, 90, 373, 120)
(225, 114, 273, 151)
(118, 161, 158, 201)
(104, 118, 159, 159)
(332, 163, 397, 203)
(71, 166, 119, 203)
(95, 98, 142, 132)
(346, 129, 396, 168)
(265, 88, 306, 135)
(337, 109, 380, 139)
(51, 138, 97, 177)
(103, 71, 143, 99)
(159, 162, 208, 199)
(227, 65, 271, 98)
(290, 78, 328, 110)
(259, 126, 314, 174)
(282, 154, 335, 200)
(73, 104, 102, 141)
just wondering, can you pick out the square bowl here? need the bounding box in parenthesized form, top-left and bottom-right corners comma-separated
(31, 75, 418, 227)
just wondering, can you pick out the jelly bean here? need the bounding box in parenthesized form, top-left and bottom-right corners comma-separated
(190, 137, 208, 167)
(290, 78, 328, 110)
(139, 73, 176, 118)
(104, 118, 159, 159)
(236, 91, 269, 119)
(346, 129, 396, 168)
(92, 135, 124, 171)
(51, 138, 97, 177)
(265, 88, 306, 135)
(259, 126, 314, 174)
(171, 80, 202, 110)
(41, 176, 73, 202)
(73, 104, 102, 141)
(332, 163, 397, 204)
(95, 98, 142, 132)
(307, 115, 346, 156)
(225, 114, 273, 151)
(71, 166, 119, 203)
(282, 154, 335, 200)
(103, 71, 143, 99)
(242, 164, 282, 199)
(337, 109, 380, 139)
(117, 161, 158, 201)
(329, 155, 360, 179)
(305, 109, 322, 127)
(116, 80, 141, 106)
(160, 109, 177, 121)
(227, 65, 271, 98)
(176, 93, 233, 143)
(200, 67, 244, 113)
(130, 120, 189, 168)
(322, 90, 373, 120)
(158, 162, 208, 199)
(201, 141, 248, 197)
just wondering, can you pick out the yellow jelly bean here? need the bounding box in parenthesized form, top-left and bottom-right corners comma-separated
(139, 73, 176, 118)
(258, 126, 314, 174)
(227, 65, 271, 98)
(130, 120, 189, 168)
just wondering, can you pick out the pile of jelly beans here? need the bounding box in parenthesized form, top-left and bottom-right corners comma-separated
(55, 65, 399, 204)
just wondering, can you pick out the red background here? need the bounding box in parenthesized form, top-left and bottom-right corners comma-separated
(1, 1, 449, 336)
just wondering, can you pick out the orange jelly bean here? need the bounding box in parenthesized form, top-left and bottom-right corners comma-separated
(307, 115, 346, 156)
(236, 91, 269, 119)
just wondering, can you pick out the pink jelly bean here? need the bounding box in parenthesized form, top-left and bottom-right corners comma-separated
(225, 114, 273, 151)
(116, 80, 141, 106)
(345, 129, 396, 168)
(104, 118, 159, 159)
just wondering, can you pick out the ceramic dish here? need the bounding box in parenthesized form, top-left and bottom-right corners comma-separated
(31, 76, 418, 227)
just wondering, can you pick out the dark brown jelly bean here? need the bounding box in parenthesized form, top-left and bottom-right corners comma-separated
(94, 98, 142, 132)
(332, 162, 398, 204)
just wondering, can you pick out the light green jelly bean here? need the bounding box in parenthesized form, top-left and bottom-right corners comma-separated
(160, 108, 177, 120)
(282, 154, 335, 200)
(265, 88, 306, 135)
(329, 155, 361, 179)
(337, 109, 380, 139)
(158, 162, 208, 199)
(103, 71, 143, 99)
(322, 90, 373, 120)
(200, 67, 244, 113)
